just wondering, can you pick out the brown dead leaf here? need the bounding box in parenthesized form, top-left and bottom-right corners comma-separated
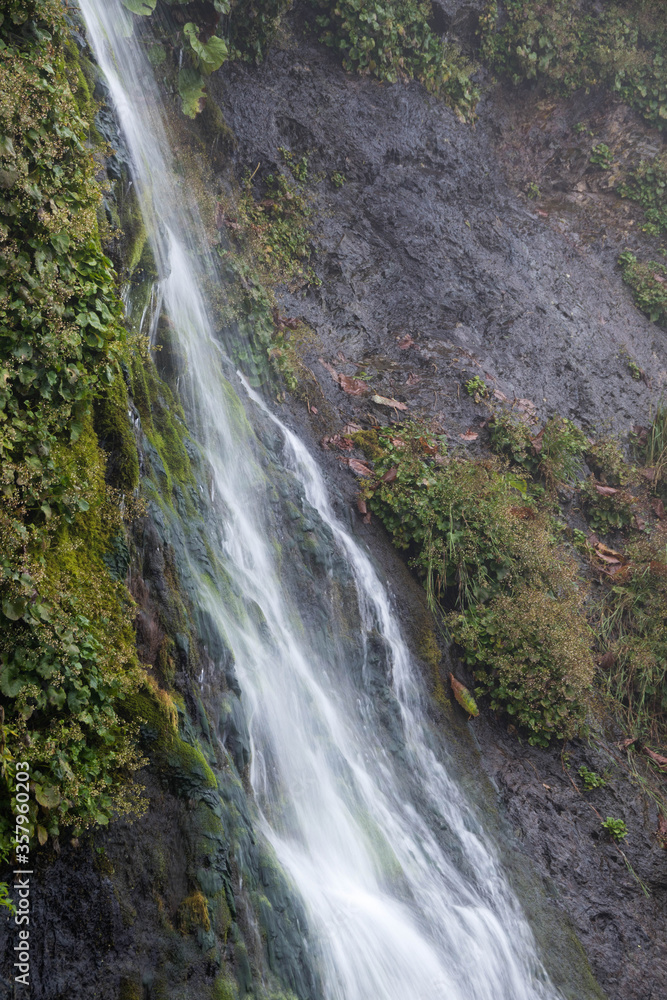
(460, 430, 479, 442)
(449, 674, 479, 717)
(510, 506, 537, 520)
(371, 394, 408, 411)
(618, 737, 637, 751)
(391, 437, 406, 448)
(348, 458, 374, 477)
(342, 423, 362, 435)
(642, 467, 657, 482)
(595, 542, 624, 560)
(382, 467, 398, 483)
(339, 374, 367, 396)
(530, 428, 545, 454)
(653, 272, 667, 285)
(419, 437, 438, 455)
(397, 334, 415, 350)
(644, 747, 667, 770)
(595, 485, 618, 497)
(515, 398, 537, 415)
(319, 358, 339, 381)
(493, 389, 509, 403)
(357, 499, 368, 515)
(633, 425, 649, 446)
(652, 498, 666, 520)
(311, 406, 318, 415)
(536, 209, 549, 218)
(596, 552, 621, 565)
(598, 650, 615, 670)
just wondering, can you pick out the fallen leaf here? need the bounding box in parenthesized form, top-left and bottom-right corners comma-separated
(515, 398, 537, 415)
(449, 673, 479, 718)
(319, 357, 339, 380)
(357, 499, 368, 515)
(595, 542, 624, 560)
(342, 423, 362, 435)
(348, 458, 374, 477)
(419, 437, 438, 455)
(642, 467, 657, 482)
(530, 428, 545, 454)
(542, 783, 552, 790)
(460, 430, 478, 442)
(510, 506, 537, 520)
(391, 437, 406, 448)
(339, 374, 367, 396)
(536, 209, 549, 218)
(382, 467, 397, 483)
(644, 747, 667, 769)
(310, 406, 318, 415)
(493, 389, 509, 403)
(596, 552, 621, 565)
(371, 394, 408, 411)
(595, 485, 618, 496)
(618, 737, 637, 751)
(37, 825, 48, 847)
(652, 498, 666, 520)
(397, 334, 415, 349)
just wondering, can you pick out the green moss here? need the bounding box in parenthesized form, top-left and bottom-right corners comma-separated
(118, 978, 142, 1000)
(212, 973, 239, 1000)
(177, 890, 211, 934)
(93, 372, 140, 491)
(619, 250, 667, 326)
(351, 429, 384, 462)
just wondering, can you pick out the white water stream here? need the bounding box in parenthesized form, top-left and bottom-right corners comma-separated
(79, 3, 564, 998)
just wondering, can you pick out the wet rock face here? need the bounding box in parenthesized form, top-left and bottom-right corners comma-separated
(217, 8, 665, 439)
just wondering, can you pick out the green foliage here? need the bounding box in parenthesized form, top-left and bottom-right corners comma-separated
(597, 532, 667, 743)
(178, 67, 207, 119)
(489, 412, 587, 485)
(355, 424, 593, 743)
(465, 375, 489, 398)
(228, 0, 292, 62)
(480, 1, 667, 131)
(238, 165, 317, 284)
(643, 402, 667, 483)
(448, 587, 593, 745)
(578, 764, 607, 789)
(619, 152, 667, 235)
(601, 816, 628, 840)
(308, 0, 478, 118)
(331, 171, 346, 188)
(183, 23, 229, 75)
(619, 251, 667, 326)
(121, 0, 157, 14)
(580, 478, 634, 534)
(586, 437, 631, 488)
(590, 143, 613, 169)
(0, 3, 144, 856)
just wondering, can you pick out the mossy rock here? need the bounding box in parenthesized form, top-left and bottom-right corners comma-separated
(177, 890, 211, 934)
(118, 976, 142, 1000)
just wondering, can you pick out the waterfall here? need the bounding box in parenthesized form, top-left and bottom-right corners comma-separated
(78, 3, 565, 998)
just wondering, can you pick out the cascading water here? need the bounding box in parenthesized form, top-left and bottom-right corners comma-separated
(79, 3, 566, 997)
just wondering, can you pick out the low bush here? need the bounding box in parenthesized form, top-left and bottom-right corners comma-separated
(618, 251, 667, 327)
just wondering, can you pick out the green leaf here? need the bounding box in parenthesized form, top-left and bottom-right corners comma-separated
(0, 664, 23, 698)
(183, 23, 228, 75)
(121, 0, 157, 14)
(35, 785, 61, 809)
(2, 597, 26, 621)
(178, 68, 206, 119)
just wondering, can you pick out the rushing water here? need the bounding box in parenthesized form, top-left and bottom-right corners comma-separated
(78, 3, 564, 998)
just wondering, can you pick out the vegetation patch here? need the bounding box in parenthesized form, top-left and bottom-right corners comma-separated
(480, 1, 667, 131)
(0, 2, 145, 859)
(308, 0, 478, 117)
(354, 423, 594, 744)
(618, 251, 667, 326)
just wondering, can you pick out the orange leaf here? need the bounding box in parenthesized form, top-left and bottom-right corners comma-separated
(348, 459, 374, 477)
(371, 394, 408, 411)
(644, 748, 667, 770)
(339, 374, 367, 396)
(449, 674, 479, 717)
(460, 430, 478, 442)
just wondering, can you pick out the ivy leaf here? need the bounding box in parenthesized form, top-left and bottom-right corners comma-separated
(120, 0, 157, 14)
(37, 825, 48, 846)
(0, 663, 24, 698)
(178, 68, 206, 118)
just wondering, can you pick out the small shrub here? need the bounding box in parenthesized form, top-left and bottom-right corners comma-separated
(601, 816, 628, 841)
(619, 152, 667, 235)
(578, 765, 607, 789)
(580, 477, 634, 534)
(619, 251, 667, 326)
(489, 412, 586, 486)
(448, 586, 594, 746)
(465, 375, 489, 399)
(590, 143, 613, 169)
(331, 171, 346, 188)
